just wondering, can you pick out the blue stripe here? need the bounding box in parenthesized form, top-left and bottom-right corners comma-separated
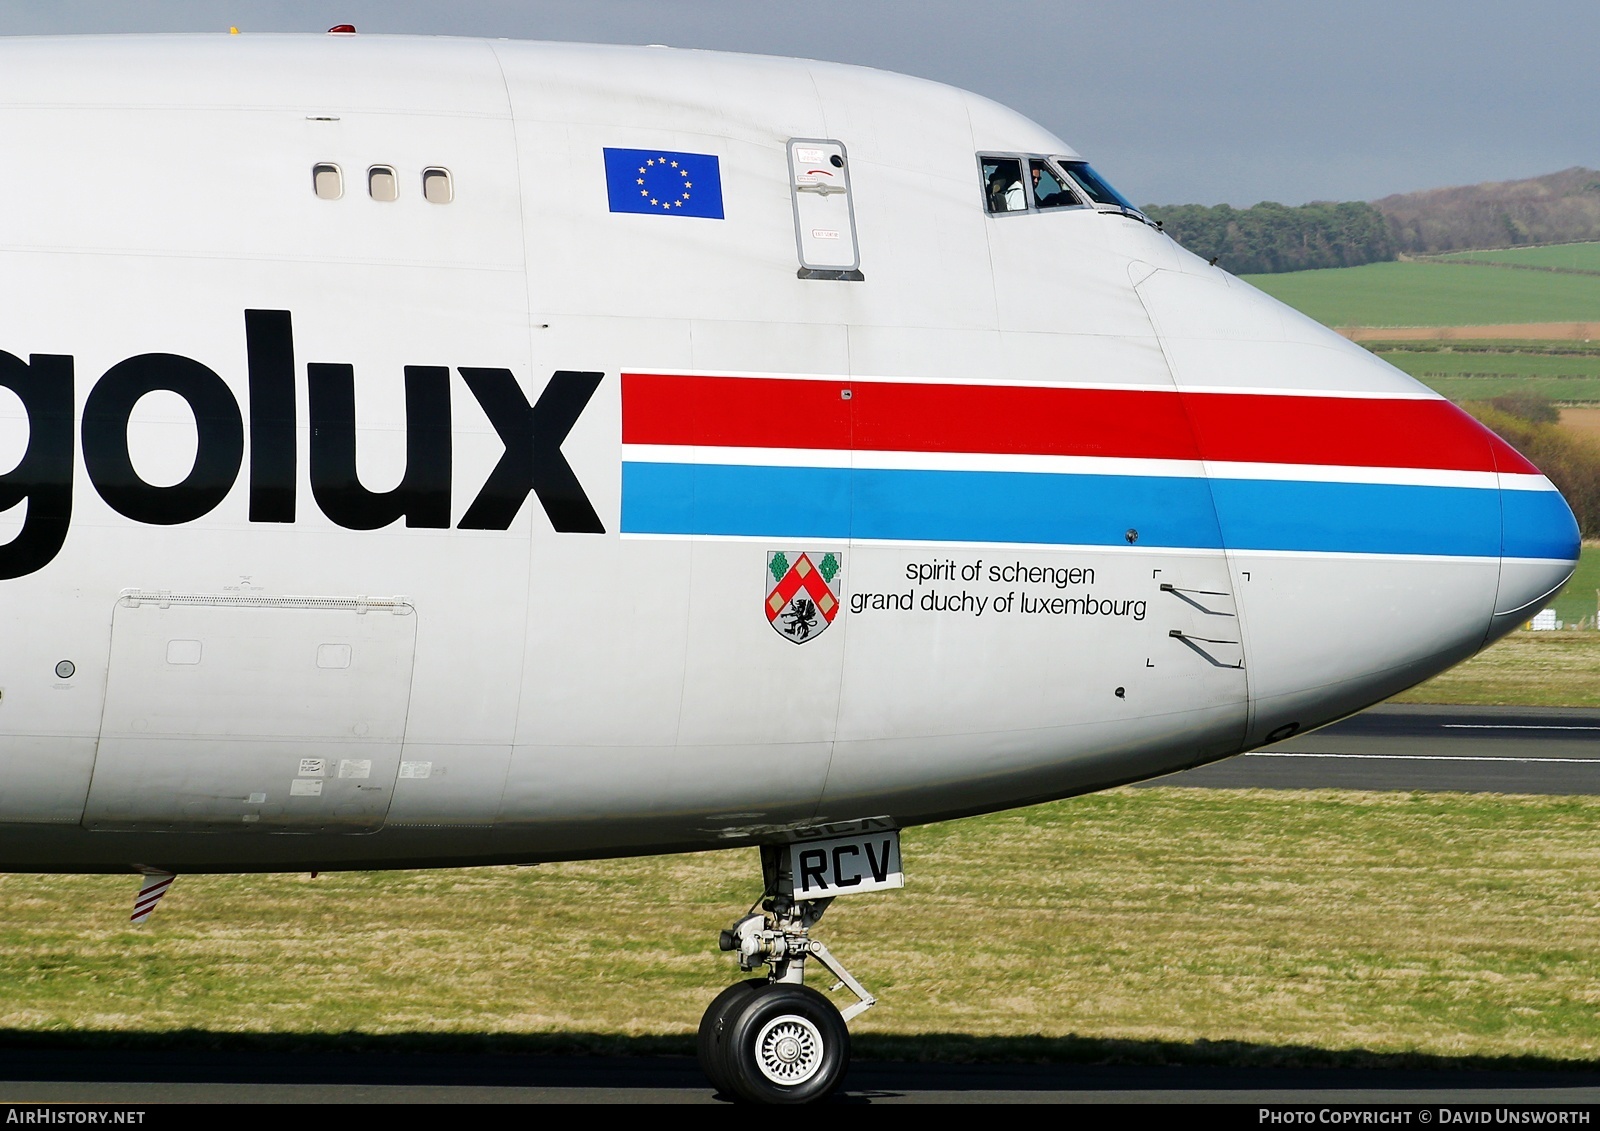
(623, 463, 1221, 548)
(1502, 488, 1580, 560)
(1209, 479, 1501, 556)
(623, 463, 853, 540)
(621, 462, 1577, 560)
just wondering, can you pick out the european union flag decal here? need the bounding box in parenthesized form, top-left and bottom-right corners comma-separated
(604, 148, 724, 219)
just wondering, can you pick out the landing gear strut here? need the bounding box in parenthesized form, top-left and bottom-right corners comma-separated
(698, 844, 877, 1104)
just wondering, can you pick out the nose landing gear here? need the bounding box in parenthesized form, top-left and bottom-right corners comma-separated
(698, 844, 878, 1104)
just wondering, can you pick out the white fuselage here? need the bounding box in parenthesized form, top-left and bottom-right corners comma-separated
(0, 34, 1578, 872)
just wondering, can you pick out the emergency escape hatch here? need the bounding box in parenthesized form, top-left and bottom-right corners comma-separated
(788, 138, 863, 280)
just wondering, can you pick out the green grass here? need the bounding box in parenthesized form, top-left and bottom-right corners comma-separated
(2, 790, 1599, 1067)
(1406, 377, 1600, 402)
(1393, 632, 1600, 707)
(1436, 243, 1600, 272)
(1241, 261, 1600, 327)
(1387, 545, 1600, 704)
(1550, 542, 1600, 626)
(1372, 349, 1600, 402)
(1377, 352, 1600, 379)
(1361, 340, 1600, 354)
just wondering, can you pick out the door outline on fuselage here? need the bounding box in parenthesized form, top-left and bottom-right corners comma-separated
(82, 591, 418, 833)
(1132, 264, 1253, 757)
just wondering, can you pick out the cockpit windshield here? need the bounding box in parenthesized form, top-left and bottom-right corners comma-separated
(1029, 159, 1080, 210)
(977, 152, 1150, 225)
(1056, 160, 1138, 213)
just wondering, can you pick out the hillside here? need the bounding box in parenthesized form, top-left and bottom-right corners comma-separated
(1375, 167, 1600, 255)
(1152, 170, 1600, 274)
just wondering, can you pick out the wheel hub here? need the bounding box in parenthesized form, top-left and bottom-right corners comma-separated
(755, 1014, 824, 1085)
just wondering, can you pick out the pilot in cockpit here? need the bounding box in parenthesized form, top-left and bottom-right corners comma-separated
(1031, 160, 1077, 210)
(987, 167, 1026, 213)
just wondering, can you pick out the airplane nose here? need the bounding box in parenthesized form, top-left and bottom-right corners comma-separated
(1490, 457, 1580, 641)
(1127, 267, 1580, 741)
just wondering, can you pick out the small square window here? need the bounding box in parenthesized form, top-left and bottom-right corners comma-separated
(368, 165, 398, 202)
(422, 167, 453, 204)
(312, 163, 343, 200)
(981, 157, 1027, 214)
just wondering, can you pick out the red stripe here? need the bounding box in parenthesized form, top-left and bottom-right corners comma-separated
(622, 373, 1194, 458)
(1181, 393, 1531, 474)
(623, 373, 1532, 474)
(623, 373, 852, 449)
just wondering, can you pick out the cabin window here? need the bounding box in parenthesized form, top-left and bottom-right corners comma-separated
(981, 156, 1027, 214)
(422, 167, 453, 204)
(368, 165, 398, 202)
(312, 163, 343, 200)
(1030, 159, 1081, 210)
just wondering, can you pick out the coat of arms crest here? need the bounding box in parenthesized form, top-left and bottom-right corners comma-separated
(766, 551, 842, 644)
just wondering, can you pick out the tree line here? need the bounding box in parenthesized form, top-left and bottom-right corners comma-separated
(1466, 395, 1600, 539)
(1142, 200, 1395, 275)
(1144, 169, 1600, 274)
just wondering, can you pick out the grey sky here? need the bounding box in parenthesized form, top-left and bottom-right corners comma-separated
(0, 1, 1589, 208)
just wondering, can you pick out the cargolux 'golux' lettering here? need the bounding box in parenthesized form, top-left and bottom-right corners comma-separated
(0, 310, 604, 579)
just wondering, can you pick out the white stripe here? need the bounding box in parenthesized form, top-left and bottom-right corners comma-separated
(621, 368, 1441, 400)
(1246, 751, 1599, 764)
(624, 445, 1205, 478)
(1178, 383, 1439, 401)
(1226, 547, 1504, 564)
(623, 445, 1535, 492)
(615, 534, 1515, 565)
(624, 368, 1178, 390)
(618, 533, 1228, 556)
(625, 445, 852, 470)
(1205, 461, 1502, 490)
(1499, 473, 1560, 493)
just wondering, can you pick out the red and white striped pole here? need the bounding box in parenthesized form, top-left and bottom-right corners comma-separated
(130, 868, 175, 925)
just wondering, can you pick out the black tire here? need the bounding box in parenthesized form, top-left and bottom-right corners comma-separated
(722, 983, 850, 1105)
(697, 979, 766, 1096)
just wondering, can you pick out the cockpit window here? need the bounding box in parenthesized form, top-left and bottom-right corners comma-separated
(1056, 160, 1138, 213)
(1030, 159, 1080, 210)
(981, 157, 1027, 214)
(979, 153, 1145, 222)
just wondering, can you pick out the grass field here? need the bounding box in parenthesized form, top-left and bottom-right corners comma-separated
(1395, 376, 1600, 402)
(1393, 631, 1600, 707)
(1360, 341, 1600, 354)
(1549, 541, 1600, 626)
(1242, 261, 1600, 327)
(1372, 347, 1600, 403)
(1385, 544, 1600, 705)
(1, 788, 1597, 1067)
(1561, 406, 1600, 442)
(1436, 242, 1600, 272)
(1375, 351, 1600, 380)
